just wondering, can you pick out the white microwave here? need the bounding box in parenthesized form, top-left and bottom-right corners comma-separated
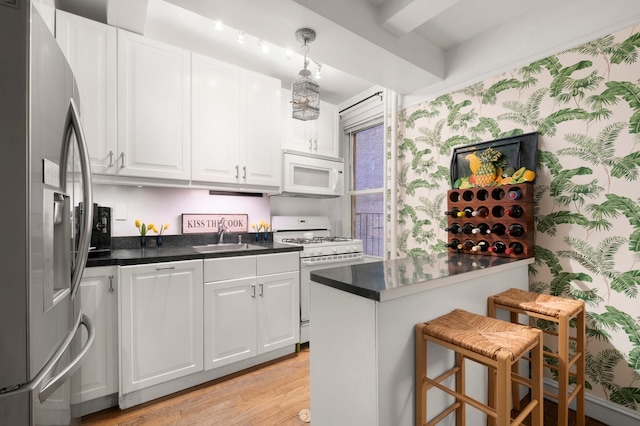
(281, 150, 344, 198)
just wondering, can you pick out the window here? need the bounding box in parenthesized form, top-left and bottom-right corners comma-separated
(351, 124, 384, 257)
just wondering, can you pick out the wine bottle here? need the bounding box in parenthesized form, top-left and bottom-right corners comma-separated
(507, 188, 522, 200)
(471, 240, 489, 252)
(444, 223, 461, 234)
(457, 207, 474, 218)
(457, 239, 475, 251)
(461, 222, 475, 235)
(488, 241, 507, 254)
(472, 223, 491, 235)
(471, 206, 489, 218)
(505, 205, 523, 218)
(445, 238, 461, 250)
(490, 223, 506, 235)
(506, 223, 525, 237)
(444, 208, 460, 218)
(505, 242, 524, 255)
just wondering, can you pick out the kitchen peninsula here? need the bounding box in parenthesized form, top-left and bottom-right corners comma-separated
(309, 253, 534, 425)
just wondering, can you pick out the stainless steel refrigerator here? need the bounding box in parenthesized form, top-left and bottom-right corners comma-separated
(0, 2, 96, 425)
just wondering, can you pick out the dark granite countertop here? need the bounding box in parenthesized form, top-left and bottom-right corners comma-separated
(86, 240, 301, 267)
(310, 253, 534, 302)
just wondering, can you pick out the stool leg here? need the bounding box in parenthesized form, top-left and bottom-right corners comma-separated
(531, 329, 544, 426)
(509, 311, 521, 411)
(456, 352, 465, 426)
(558, 311, 569, 426)
(576, 309, 586, 426)
(487, 297, 497, 426)
(496, 352, 511, 426)
(415, 324, 426, 426)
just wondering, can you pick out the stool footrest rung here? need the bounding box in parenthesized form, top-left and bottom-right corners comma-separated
(425, 373, 495, 418)
(426, 402, 461, 426)
(424, 366, 460, 392)
(512, 399, 540, 426)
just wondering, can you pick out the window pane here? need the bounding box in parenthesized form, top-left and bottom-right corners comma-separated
(353, 125, 384, 190)
(353, 192, 384, 257)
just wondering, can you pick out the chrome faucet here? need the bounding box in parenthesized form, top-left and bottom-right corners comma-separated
(218, 221, 230, 244)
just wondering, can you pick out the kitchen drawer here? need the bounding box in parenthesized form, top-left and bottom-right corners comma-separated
(204, 256, 257, 282)
(257, 252, 299, 275)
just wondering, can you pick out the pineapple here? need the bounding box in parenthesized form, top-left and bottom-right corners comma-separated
(474, 147, 502, 186)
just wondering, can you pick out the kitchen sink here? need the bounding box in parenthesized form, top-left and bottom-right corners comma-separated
(192, 243, 268, 253)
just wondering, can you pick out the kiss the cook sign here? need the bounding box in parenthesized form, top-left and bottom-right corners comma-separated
(181, 214, 248, 234)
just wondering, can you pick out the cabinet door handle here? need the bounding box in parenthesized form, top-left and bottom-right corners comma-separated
(108, 151, 114, 168)
(120, 152, 125, 169)
(308, 139, 312, 150)
(251, 283, 256, 298)
(235, 165, 239, 179)
(108, 275, 114, 293)
(314, 140, 318, 151)
(259, 283, 264, 297)
(155, 265, 175, 271)
(243, 166, 247, 180)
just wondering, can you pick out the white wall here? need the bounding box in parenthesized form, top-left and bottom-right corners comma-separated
(94, 184, 271, 237)
(94, 184, 342, 237)
(270, 196, 344, 235)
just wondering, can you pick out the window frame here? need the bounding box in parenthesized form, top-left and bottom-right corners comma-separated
(348, 122, 385, 258)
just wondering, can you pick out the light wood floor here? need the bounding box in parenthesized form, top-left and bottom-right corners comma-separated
(82, 347, 310, 426)
(82, 345, 608, 426)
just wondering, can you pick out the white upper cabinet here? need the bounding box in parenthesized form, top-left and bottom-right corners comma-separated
(241, 70, 282, 187)
(192, 55, 281, 188)
(117, 29, 191, 180)
(56, 10, 117, 174)
(191, 53, 241, 184)
(282, 88, 340, 158)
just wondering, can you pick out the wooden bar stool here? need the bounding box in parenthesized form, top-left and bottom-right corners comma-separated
(487, 288, 586, 426)
(415, 309, 543, 426)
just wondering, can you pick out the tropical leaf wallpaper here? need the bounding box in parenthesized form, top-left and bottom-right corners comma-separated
(395, 24, 640, 411)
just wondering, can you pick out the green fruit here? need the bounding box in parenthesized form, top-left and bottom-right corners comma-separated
(512, 166, 527, 180)
(453, 178, 462, 189)
(503, 166, 515, 177)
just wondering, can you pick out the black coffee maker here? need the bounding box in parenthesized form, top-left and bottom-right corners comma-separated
(76, 203, 112, 257)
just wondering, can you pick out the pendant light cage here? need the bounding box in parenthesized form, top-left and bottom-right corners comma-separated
(292, 28, 320, 121)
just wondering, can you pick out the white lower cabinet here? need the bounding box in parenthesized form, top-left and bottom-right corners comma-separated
(119, 260, 203, 394)
(73, 266, 118, 404)
(203, 253, 299, 370)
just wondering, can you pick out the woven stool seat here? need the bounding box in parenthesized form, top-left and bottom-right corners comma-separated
(422, 309, 540, 361)
(416, 309, 543, 426)
(491, 288, 583, 318)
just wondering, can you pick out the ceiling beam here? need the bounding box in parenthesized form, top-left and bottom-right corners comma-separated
(378, 0, 460, 38)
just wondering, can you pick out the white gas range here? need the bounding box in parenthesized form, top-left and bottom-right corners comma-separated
(272, 216, 365, 344)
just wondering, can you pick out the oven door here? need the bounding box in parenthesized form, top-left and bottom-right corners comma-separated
(300, 255, 365, 344)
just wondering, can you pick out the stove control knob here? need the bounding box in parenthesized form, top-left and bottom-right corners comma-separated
(347, 246, 355, 252)
(308, 249, 316, 256)
(331, 247, 338, 254)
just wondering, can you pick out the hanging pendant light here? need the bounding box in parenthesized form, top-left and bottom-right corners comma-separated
(292, 28, 320, 121)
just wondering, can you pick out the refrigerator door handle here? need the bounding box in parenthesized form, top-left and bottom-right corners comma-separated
(0, 312, 95, 401)
(38, 313, 95, 403)
(61, 98, 93, 300)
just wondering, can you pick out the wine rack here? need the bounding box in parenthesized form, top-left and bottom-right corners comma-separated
(445, 183, 534, 259)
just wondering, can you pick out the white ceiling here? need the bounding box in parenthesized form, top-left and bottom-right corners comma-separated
(56, 0, 640, 107)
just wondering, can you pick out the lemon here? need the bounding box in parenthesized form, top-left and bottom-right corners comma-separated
(522, 169, 536, 182)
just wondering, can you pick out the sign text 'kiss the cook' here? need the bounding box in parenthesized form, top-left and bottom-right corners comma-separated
(181, 214, 248, 234)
